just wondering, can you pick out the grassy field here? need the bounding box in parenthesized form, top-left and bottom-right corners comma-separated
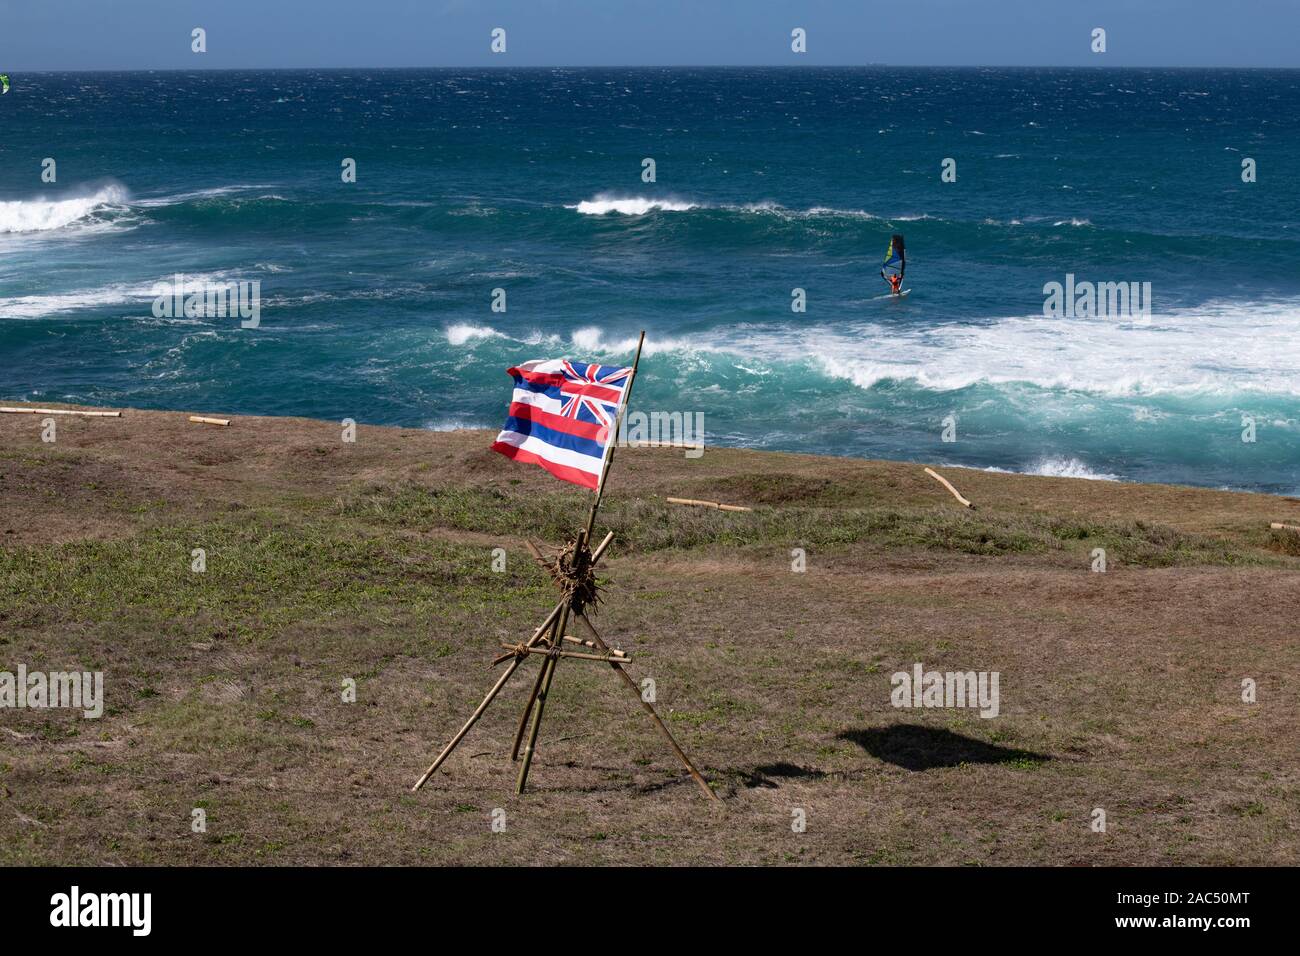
(1, 404, 1298, 865)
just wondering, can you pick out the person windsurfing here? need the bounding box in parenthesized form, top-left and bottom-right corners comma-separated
(881, 233, 906, 295)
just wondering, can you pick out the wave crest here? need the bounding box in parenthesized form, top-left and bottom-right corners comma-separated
(571, 195, 698, 216)
(0, 185, 130, 234)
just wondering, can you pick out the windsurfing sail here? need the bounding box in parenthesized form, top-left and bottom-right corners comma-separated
(881, 233, 905, 280)
(0, 75, 9, 95)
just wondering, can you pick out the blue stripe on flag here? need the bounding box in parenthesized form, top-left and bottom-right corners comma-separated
(501, 415, 608, 460)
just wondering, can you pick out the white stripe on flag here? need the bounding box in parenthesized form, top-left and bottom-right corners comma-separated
(508, 386, 565, 416)
(491, 429, 605, 478)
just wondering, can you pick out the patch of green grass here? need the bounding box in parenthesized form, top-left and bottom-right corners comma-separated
(0, 505, 542, 636)
(336, 483, 1274, 567)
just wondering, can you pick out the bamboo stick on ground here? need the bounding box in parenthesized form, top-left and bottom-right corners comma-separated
(1270, 522, 1300, 532)
(0, 407, 121, 417)
(188, 416, 231, 427)
(924, 467, 975, 509)
(666, 497, 753, 512)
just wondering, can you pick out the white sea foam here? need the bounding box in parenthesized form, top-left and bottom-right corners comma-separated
(133, 184, 281, 207)
(439, 296, 1300, 402)
(1024, 457, 1119, 481)
(446, 324, 505, 346)
(423, 418, 492, 432)
(569, 195, 901, 221)
(673, 298, 1300, 399)
(571, 196, 698, 215)
(0, 185, 130, 234)
(0, 271, 239, 320)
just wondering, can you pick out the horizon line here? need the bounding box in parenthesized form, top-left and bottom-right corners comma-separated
(8, 63, 1300, 74)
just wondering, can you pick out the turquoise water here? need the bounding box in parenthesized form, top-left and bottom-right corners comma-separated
(2, 68, 1297, 492)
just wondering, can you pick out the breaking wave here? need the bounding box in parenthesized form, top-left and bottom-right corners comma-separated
(0, 185, 131, 234)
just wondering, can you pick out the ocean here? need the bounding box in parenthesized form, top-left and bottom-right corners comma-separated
(2, 67, 1297, 493)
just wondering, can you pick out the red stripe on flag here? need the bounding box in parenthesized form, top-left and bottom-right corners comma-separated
(511, 368, 568, 387)
(560, 381, 624, 403)
(510, 366, 624, 403)
(507, 401, 610, 441)
(491, 441, 600, 489)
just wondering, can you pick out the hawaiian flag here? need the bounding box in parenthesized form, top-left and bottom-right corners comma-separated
(491, 359, 633, 489)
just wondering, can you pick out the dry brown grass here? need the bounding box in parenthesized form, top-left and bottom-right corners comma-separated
(1, 403, 1297, 865)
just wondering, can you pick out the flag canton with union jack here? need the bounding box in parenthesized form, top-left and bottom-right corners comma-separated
(491, 358, 633, 489)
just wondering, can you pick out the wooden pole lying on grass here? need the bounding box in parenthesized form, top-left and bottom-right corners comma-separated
(0, 407, 121, 418)
(666, 497, 753, 513)
(924, 467, 975, 509)
(188, 416, 231, 427)
(1270, 522, 1300, 532)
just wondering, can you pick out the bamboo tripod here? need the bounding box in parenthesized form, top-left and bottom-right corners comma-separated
(412, 332, 718, 802)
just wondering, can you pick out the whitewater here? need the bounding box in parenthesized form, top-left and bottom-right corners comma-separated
(3, 68, 1298, 493)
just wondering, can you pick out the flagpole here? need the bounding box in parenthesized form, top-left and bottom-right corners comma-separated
(584, 330, 645, 540)
(515, 330, 646, 794)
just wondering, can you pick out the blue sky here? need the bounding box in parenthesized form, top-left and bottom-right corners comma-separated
(3, 0, 1298, 70)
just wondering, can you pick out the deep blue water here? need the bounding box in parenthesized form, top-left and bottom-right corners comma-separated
(2, 68, 1297, 492)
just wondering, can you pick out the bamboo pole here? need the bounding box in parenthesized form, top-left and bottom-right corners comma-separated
(411, 597, 567, 791)
(1270, 522, 1300, 532)
(513, 648, 558, 782)
(510, 530, 617, 760)
(589, 530, 616, 563)
(583, 331, 646, 540)
(576, 613, 718, 803)
(515, 334, 642, 792)
(0, 407, 121, 417)
(501, 645, 632, 664)
(188, 416, 231, 427)
(666, 497, 753, 513)
(524, 539, 548, 568)
(510, 620, 555, 761)
(525, 530, 615, 570)
(924, 467, 975, 509)
(515, 528, 586, 794)
(562, 634, 624, 653)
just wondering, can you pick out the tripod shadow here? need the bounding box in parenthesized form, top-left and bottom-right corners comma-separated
(838, 725, 1050, 771)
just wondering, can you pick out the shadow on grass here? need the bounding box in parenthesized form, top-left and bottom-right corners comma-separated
(737, 762, 830, 789)
(838, 725, 1051, 771)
